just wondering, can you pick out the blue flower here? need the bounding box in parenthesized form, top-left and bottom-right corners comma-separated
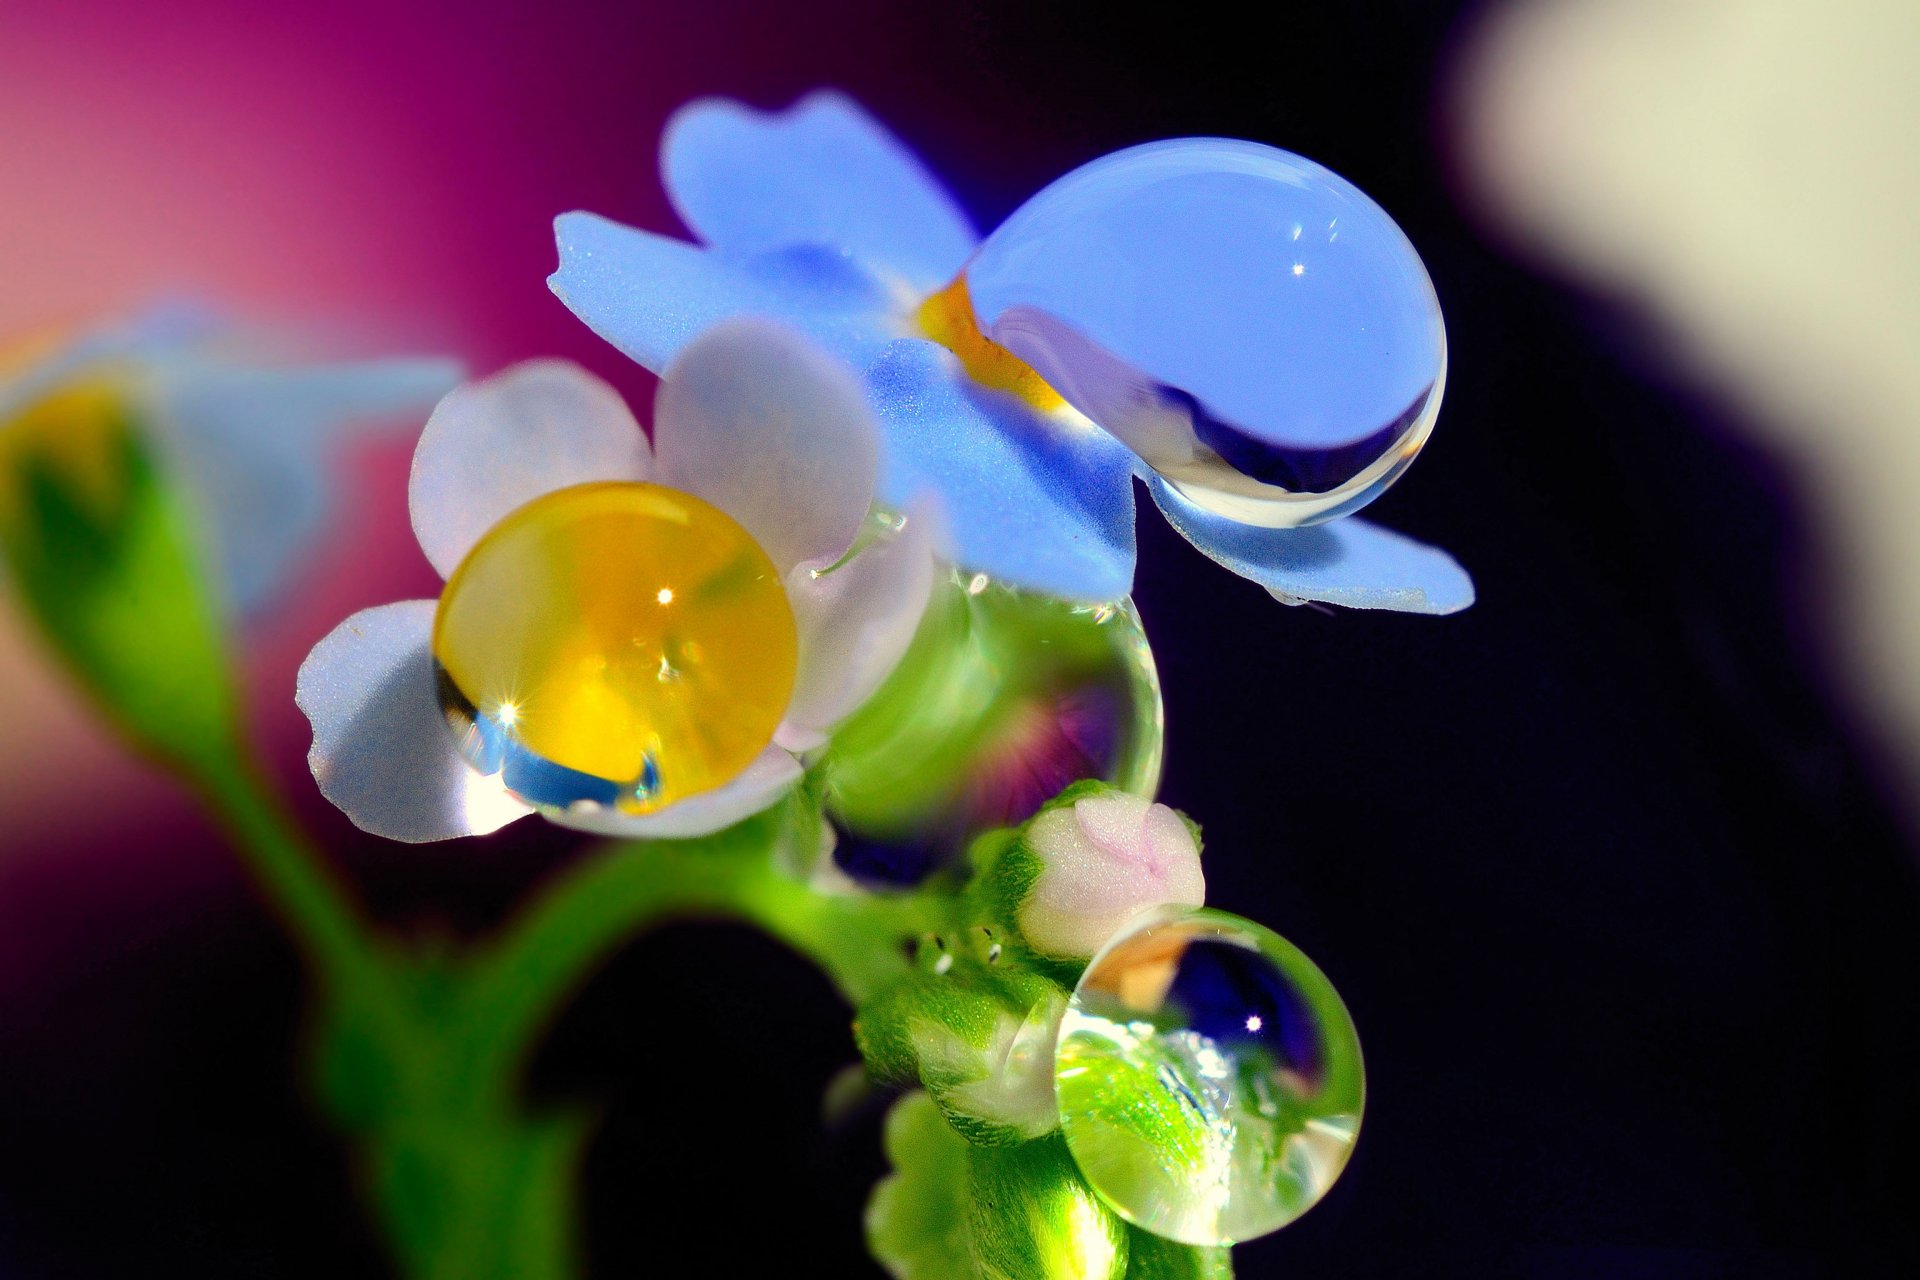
(1, 304, 461, 616)
(550, 92, 1472, 614)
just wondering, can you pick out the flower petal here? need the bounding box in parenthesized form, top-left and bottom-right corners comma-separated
(1148, 476, 1474, 613)
(662, 91, 977, 292)
(544, 743, 802, 839)
(777, 501, 941, 748)
(149, 357, 461, 615)
(550, 212, 904, 375)
(296, 601, 531, 842)
(408, 359, 651, 579)
(0, 300, 217, 421)
(653, 320, 880, 572)
(864, 339, 1137, 603)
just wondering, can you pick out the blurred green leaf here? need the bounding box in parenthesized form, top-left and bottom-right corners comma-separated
(0, 383, 235, 769)
(825, 576, 1162, 848)
(868, 1092, 979, 1280)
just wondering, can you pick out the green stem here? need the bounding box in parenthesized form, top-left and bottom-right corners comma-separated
(188, 745, 381, 997)
(461, 817, 947, 1099)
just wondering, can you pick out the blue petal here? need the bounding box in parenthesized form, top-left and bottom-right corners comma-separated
(151, 358, 461, 615)
(551, 211, 906, 374)
(865, 339, 1136, 603)
(1149, 476, 1473, 614)
(663, 91, 977, 292)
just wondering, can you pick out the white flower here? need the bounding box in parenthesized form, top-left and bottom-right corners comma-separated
(1, 304, 460, 614)
(297, 320, 939, 843)
(1017, 790, 1206, 958)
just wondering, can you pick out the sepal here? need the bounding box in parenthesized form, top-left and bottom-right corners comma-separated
(1122, 1227, 1234, 1280)
(0, 382, 235, 767)
(866, 1091, 978, 1280)
(854, 947, 1069, 1144)
(967, 1135, 1128, 1280)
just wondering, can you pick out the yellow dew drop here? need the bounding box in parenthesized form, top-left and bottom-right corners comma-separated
(916, 273, 1067, 412)
(432, 481, 798, 814)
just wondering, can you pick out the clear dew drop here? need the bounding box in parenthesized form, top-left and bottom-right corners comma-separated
(1053, 907, 1364, 1246)
(825, 571, 1164, 886)
(962, 138, 1446, 527)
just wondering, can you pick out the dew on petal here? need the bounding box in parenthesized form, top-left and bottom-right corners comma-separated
(432, 481, 796, 816)
(962, 138, 1445, 527)
(1054, 907, 1364, 1246)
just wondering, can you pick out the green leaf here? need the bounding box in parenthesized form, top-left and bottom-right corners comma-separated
(967, 1135, 1128, 1280)
(0, 383, 236, 769)
(867, 1092, 979, 1280)
(1122, 1227, 1233, 1280)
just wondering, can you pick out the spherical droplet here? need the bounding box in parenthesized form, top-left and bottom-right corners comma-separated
(433, 481, 797, 815)
(824, 573, 1163, 885)
(963, 139, 1445, 527)
(1054, 907, 1364, 1246)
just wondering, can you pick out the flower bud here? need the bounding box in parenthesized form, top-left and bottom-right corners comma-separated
(1016, 790, 1205, 959)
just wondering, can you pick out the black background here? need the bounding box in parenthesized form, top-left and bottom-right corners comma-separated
(3, 2, 1917, 1277)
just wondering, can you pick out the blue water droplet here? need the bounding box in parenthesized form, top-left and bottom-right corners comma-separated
(965, 139, 1445, 527)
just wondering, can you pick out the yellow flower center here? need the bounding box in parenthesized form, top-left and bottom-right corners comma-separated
(916, 273, 1067, 412)
(0, 378, 135, 523)
(432, 481, 798, 815)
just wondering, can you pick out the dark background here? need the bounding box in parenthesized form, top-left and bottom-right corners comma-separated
(3, 2, 1918, 1277)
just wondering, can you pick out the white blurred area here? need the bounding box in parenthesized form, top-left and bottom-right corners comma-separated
(1456, 0, 1920, 799)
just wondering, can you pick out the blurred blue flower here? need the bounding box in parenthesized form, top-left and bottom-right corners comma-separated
(0, 305, 461, 616)
(551, 92, 1472, 613)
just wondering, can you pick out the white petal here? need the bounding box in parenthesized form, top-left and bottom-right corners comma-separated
(777, 504, 940, 747)
(409, 359, 651, 578)
(543, 743, 802, 839)
(652, 319, 879, 573)
(296, 601, 531, 842)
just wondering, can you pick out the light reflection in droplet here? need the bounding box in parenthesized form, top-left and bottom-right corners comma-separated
(962, 138, 1445, 529)
(1055, 907, 1364, 1246)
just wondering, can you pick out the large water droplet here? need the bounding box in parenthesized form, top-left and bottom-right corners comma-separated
(1054, 907, 1364, 1246)
(963, 139, 1445, 527)
(433, 481, 797, 815)
(825, 572, 1163, 885)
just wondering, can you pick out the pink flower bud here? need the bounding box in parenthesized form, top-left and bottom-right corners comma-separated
(1018, 791, 1205, 958)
